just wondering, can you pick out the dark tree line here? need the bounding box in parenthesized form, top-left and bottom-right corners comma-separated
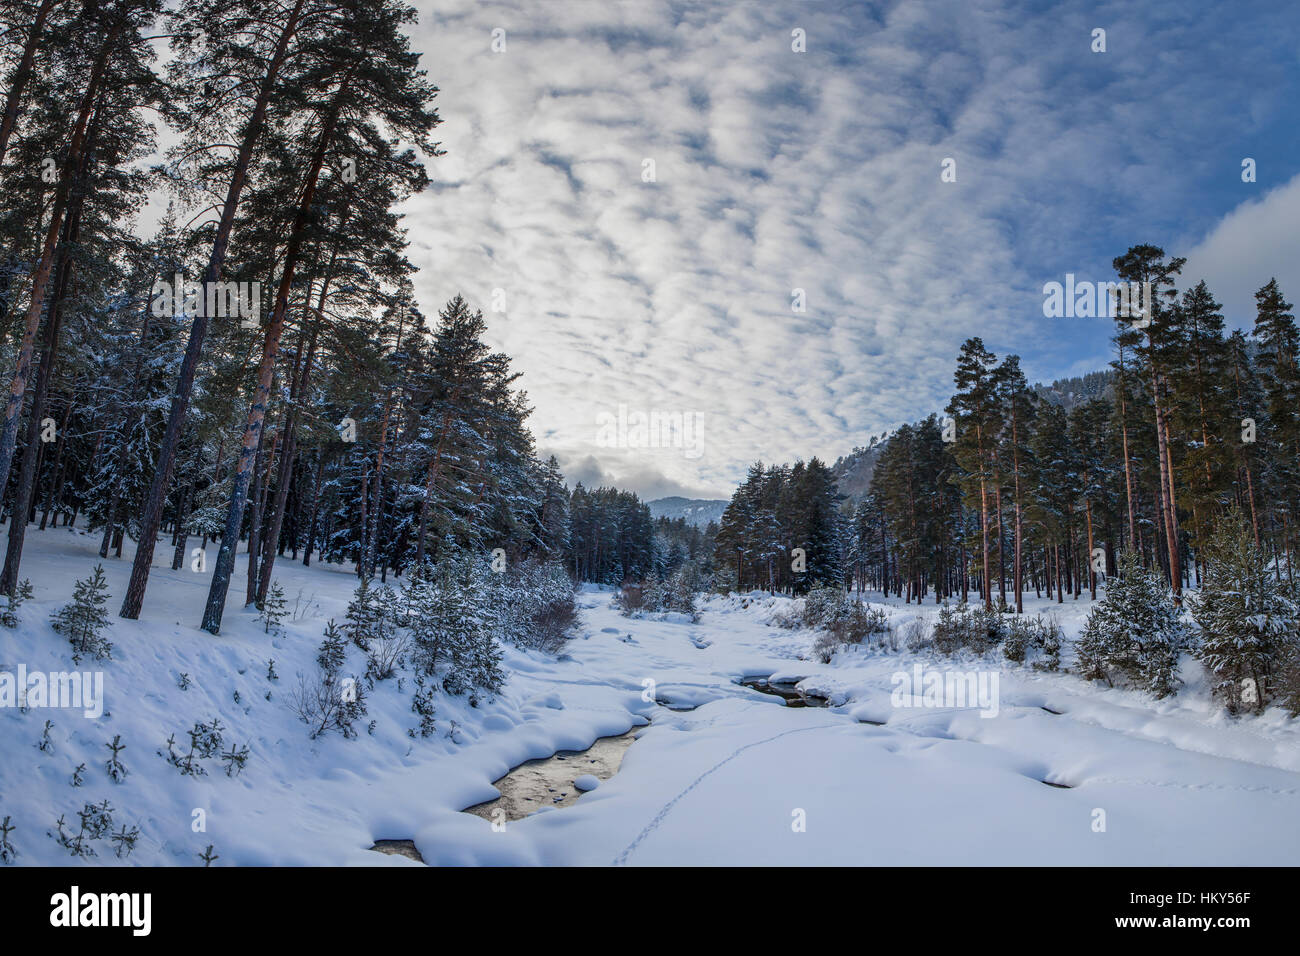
(0, 0, 664, 631)
(715, 245, 1300, 610)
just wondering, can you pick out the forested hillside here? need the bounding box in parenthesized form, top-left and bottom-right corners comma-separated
(715, 247, 1299, 624)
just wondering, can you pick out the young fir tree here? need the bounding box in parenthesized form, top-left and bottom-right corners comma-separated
(410, 554, 504, 699)
(0, 579, 31, 628)
(1189, 509, 1298, 714)
(52, 565, 113, 662)
(257, 581, 287, 636)
(1076, 551, 1188, 698)
(344, 576, 379, 648)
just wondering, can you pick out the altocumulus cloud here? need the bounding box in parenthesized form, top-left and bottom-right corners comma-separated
(399, 0, 1300, 498)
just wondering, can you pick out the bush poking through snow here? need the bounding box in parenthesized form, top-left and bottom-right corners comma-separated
(901, 617, 931, 651)
(365, 628, 409, 682)
(111, 824, 140, 859)
(316, 620, 347, 675)
(0, 816, 15, 864)
(617, 565, 702, 622)
(344, 577, 400, 650)
(51, 800, 114, 858)
(51, 564, 112, 663)
(290, 623, 367, 739)
(503, 559, 579, 651)
(1002, 614, 1063, 670)
(160, 718, 227, 776)
(932, 602, 1005, 655)
(1076, 551, 1189, 698)
(288, 671, 367, 739)
(810, 602, 892, 662)
(220, 743, 250, 777)
(105, 735, 128, 783)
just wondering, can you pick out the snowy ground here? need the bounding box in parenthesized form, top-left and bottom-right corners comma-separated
(2, 526, 1298, 866)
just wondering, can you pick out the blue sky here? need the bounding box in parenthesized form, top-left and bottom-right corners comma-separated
(401, 0, 1300, 499)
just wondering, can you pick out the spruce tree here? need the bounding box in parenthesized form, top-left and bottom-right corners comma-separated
(1189, 509, 1298, 713)
(53, 565, 113, 662)
(1076, 551, 1188, 698)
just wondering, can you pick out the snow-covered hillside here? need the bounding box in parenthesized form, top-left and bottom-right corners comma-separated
(2, 527, 1298, 866)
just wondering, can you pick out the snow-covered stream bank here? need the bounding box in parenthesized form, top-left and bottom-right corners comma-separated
(2, 528, 1299, 866)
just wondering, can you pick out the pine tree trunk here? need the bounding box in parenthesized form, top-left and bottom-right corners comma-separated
(0, 19, 120, 505)
(256, 315, 322, 603)
(201, 76, 352, 634)
(303, 451, 325, 566)
(0, 177, 84, 592)
(1085, 497, 1096, 600)
(121, 0, 308, 621)
(0, 0, 58, 167)
(1152, 374, 1182, 600)
(171, 484, 194, 571)
(244, 425, 274, 607)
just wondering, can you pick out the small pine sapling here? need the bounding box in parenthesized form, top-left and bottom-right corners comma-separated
(111, 824, 140, 859)
(198, 844, 218, 866)
(257, 581, 288, 635)
(0, 579, 31, 628)
(105, 735, 127, 782)
(37, 720, 54, 753)
(51, 565, 113, 662)
(221, 743, 250, 777)
(51, 800, 114, 858)
(71, 763, 86, 787)
(1, 816, 15, 863)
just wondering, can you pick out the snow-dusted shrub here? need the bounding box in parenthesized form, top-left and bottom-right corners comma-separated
(615, 580, 644, 613)
(288, 670, 366, 739)
(1188, 511, 1299, 714)
(51, 565, 112, 662)
(160, 718, 229, 774)
(364, 629, 409, 681)
(1076, 551, 1188, 698)
(409, 673, 437, 738)
(901, 616, 931, 651)
(1002, 614, 1062, 670)
(0, 816, 15, 864)
(288, 621, 368, 738)
(931, 602, 1004, 655)
(801, 588, 846, 628)
(316, 620, 347, 675)
(51, 800, 115, 858)
(501, 559, 577, 651)
(618, 567, 700, 622)
(664, 565, 703, 620)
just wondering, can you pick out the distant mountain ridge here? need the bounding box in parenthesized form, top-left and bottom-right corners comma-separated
(647, 496, 728, 527)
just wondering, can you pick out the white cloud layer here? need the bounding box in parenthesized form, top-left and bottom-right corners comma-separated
(396, 0, 1300, 498)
